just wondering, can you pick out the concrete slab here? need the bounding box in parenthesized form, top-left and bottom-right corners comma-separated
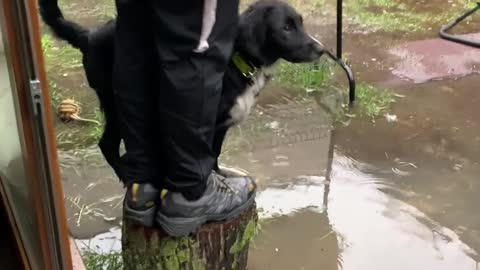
(389, 33, 480, 83)
(69, 237, 86, 270)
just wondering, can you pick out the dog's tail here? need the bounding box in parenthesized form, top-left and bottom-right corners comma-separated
(38, 0, 89, 51)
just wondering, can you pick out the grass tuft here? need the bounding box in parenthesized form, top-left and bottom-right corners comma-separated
(82, 250, 123, 270)
(274, 60, 333, 94)
(41, 34, 82, 72)
(88, 110, 106, 142)
(348, 0, 478, 33)
(42, 33, 104, 149)
(273, 61, 395, 118)
(356, 83, 395, 117)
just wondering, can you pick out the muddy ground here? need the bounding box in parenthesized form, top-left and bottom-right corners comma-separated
(42, 0, 480, 269)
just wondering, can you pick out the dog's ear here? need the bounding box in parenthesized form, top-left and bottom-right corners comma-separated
(237, 3, 274, 63)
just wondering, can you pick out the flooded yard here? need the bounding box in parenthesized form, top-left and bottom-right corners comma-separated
(42, 0, 480, 268)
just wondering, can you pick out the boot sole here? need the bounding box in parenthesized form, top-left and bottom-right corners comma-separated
(156, 191, 256, 237)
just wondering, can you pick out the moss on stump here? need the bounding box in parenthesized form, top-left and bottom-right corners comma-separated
(122, 205, 258, 270)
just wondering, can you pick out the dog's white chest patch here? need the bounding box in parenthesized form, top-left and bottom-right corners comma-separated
(229, 68, 272, 125)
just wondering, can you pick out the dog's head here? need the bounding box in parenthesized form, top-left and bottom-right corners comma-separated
(237, 0, 324, 66)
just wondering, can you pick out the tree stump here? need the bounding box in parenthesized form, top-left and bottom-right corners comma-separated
(121, 165, 258, 270)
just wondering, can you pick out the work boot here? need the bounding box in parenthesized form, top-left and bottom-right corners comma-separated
(123, 182, 159, 227)
(156, 171, 257, 237)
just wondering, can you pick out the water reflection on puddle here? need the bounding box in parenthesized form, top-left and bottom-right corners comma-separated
(328, 155, 478, 270)
(75, 152, 479, 269)
(256, 176, 326, 219)
(247, 153, 478, 269)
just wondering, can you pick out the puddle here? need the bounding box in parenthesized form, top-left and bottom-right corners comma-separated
(73, 150, 480, 269)
(249, 153, 479, 270)
(328, 154, 478, 270)
(59, 147, 125, 238)
(44, 0, 480, 268)
(333, 73, 480, 260)
(70, 71, 480, 268)
(390, 34, 480, 83)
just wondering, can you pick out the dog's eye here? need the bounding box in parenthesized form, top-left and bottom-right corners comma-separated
(284, 23, 293, 32)
(284, 18, 296, 32)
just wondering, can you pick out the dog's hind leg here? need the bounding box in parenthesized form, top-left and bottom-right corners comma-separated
(97, 89, 124, 181)
(99, 116, 124, 180)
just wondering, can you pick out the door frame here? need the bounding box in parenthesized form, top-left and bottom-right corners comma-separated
(0, 0, 73, 268)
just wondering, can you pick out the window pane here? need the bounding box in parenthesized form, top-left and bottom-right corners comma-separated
(0, 17, 44, 269)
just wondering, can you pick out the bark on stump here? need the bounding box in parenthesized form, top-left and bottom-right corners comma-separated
(121, 205, 258, 270)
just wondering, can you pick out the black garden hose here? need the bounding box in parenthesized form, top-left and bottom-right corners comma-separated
(440, 3, 480, 48)
(324, 49, 356, 105)
(335, 0, 356, 105)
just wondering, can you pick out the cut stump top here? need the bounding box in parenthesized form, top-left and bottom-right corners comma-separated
(122, 205, 258, 270)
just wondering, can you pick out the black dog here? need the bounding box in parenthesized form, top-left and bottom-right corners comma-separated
(39, 0, 324, 180)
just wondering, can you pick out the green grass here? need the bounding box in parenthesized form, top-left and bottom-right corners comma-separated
(57, 0, 116, 23)
(55, 109, 105, 149)
(41, 34, 82, 72)
(242, 0, 478, 33)
(42, 33, 105, 149)
(48, 80, 64, 107)
(240, 0, 326, 16)
(87, 110, 106, 142)
(275, 60, 333, 94)
(347, 0, 479, 33)
(274, 61, 395, 118)
(356, 83, 395, 117)
(82, 251, 123, 270)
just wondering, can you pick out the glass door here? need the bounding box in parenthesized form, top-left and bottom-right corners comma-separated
(0, 0, 73, 269)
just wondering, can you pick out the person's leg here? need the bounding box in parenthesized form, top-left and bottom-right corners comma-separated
(112, 0, 161, 227)
(149, 0, 239, 197)
(150, 0, 257, 236)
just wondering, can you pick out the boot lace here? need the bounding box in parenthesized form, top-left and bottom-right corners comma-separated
(213, 172, 236, 194)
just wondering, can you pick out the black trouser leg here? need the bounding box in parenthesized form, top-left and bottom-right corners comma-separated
(112, 0, 160, 186)
(157, 55, 225, 198)
(150, 0, 240, 199)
